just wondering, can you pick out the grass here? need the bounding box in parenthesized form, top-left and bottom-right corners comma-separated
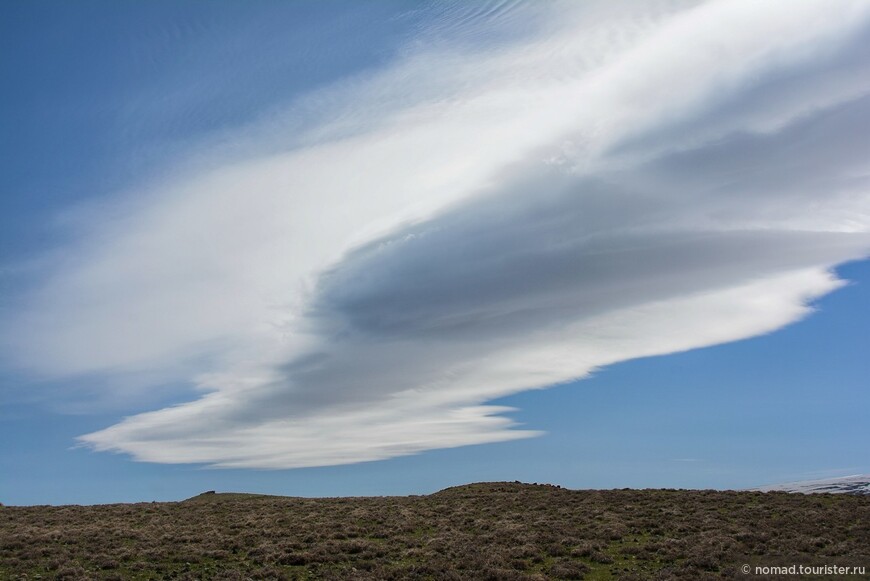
(1, 482, 867, 580)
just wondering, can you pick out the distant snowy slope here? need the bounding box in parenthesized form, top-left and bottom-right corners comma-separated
(752, 475, 870, 495)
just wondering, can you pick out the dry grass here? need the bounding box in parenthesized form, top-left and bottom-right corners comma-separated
(1, 482, 867, 580)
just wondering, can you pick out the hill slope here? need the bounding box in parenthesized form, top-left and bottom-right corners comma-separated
(2, 483, 868, 580)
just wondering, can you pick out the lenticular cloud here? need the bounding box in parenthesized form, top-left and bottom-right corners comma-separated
(8, 0, 870, 468)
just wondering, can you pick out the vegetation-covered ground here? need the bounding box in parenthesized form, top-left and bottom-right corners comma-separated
(1, 482, 867, 580)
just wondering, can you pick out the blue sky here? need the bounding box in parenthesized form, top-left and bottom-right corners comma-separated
(2, 0, 869, 505)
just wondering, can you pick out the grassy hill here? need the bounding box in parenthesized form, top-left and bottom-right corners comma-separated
(1, 482, 868, 580)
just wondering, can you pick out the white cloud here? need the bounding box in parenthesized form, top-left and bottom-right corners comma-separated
(80, 268, 843, 468)
(5, 0, 870, 467)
